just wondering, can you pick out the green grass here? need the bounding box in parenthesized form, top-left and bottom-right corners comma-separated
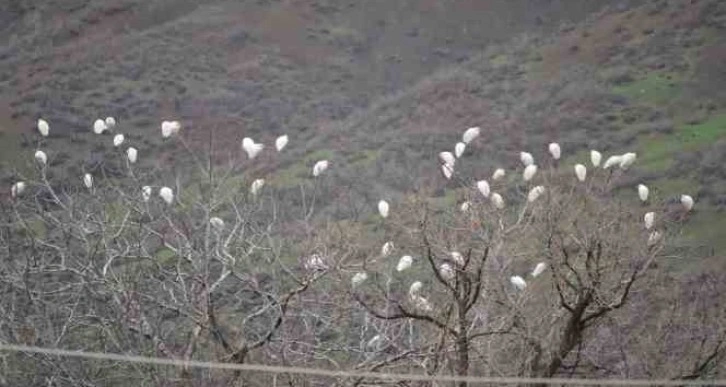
(613, 71, 683, 105)
(270, 149, 336, 189)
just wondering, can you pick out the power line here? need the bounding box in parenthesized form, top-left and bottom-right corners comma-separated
(1, 343, 724, 386)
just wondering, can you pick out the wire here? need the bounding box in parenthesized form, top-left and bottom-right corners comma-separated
(1, 343, 724, 386)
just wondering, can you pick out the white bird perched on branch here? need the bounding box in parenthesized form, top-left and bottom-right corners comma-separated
(250, 179, 265, 196)
(439, 151, 456, 168)
(409, 281, 423, 296)
(491, 193, 505, 209)
(127, 147, 138, 164)
(142, 186, 152, 202)
(381, 241, 394, 257)
(11, 182, 26, 198)
(454, 142, 466, 158)
(351, 272, 368, 287)
(520, 152, 534, 167)
(531, 262, 547, 278)
(492, 168, 506, 180)
(313, 160, 329, 177)
(590, 150, 602, 167)
(460, 201, 471, 212)
(37, 119, 49, 137)
(527, 186, 545, 203)
(113, 134, 125, 147)
(476, 180, 490, 198)
(242, 137, 264, 159)
(210, 217, 225, 231)
(397, 255, 413, 272)
(647, 231, 662, 247)
(439, 263, 455, 280)
(93, 119, 107, 134)
(159, 187, 174, 205)
(105, 117, 116, 129)
(83, 173, 93, 189)
(548, 142, 561, 160)
(638, 184, 649, 202)
(451, 251, 465, 266)
(462, 126, 480, 144)
(161, 121, 181, 138)
(378, 200, 390, 218)
(34, 150, 47, 166)
(275, 135, 288, 152)
(510, 275, 527, 291)
(681, 195, 694, 211)
(575, 164, 587, 182)
(523, 164, 537, 182)
(304, 254, 328, 271)
(620, 152, 637, 169)
(441, 164, 454, 180)
(603, 155, 623, 169)
(644, 212, 655, 230)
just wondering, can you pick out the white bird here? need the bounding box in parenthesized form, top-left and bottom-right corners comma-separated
(520, 152, 534, 167)
(620, 152, 637, 169)
(93, 119, 107, 134)
(523, 164, 538, 182)
(575, 164, 587, 182)
(603, 155, 623, 169)
(250, 179, 265, 196)
(113, 134, 125, 147)
(510, 276, 527, 291)
(159, 186, 174, 205)
(441, 164, 454, 180)
(462, 126, 480, 144)
(412, 295, 433, 312)
(409, 281, 423, 296)
(439, 263, 455, 280)
(37, 119, 49, 137)
(451, 251, 465, 266)
(11, 182, 26, 198)
(210, 217, 225, 231)
(127, 147, 138, 164)
(439, 151, 456, 168)
(590, 150, 602, 167)
(454, 142, 466, 158)
(548, 142, 561, 160)
(351, 272, 368, 287)
(275, 135, 289, 152)
(161, 121, 174, 138)
(169, 121, 181, 136)
(644, 212, 655, 230)
(476, 180, 490, 198)
(527, 186, 545, 203)
(304, 254, 328, 271)
(381, 241, 394, 257)
(492, 168, 506, 180)
(367, 334, 383, 348)
(647, 231, 662, 247)
(491, 193, 504, 209)
(242, 137, 264, 159)
(397, 255, 413, 272)
(142, 186, 152, 202)
(460, 201, 471, 212)
(681, 195, 694, 212)
(105, 117, 116, 129)
(34, 150, 47, 166)
(638, 184, 649, 202)
(83, 173, 93, 189)
(378, 200, 390, 218)
(531, 262, 547, 278)
(313, 160, 330, 177)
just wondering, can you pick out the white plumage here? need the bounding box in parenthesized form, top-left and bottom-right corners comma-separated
(510, 276, 527, 291)
(37, 119, 49, 137)
(105, 117, 116, 129)
(142, 186, 152, 202)
(409, 281, 423, 295)
(681, 195, 694, 211)
(441, 164, 454, 180)
(83, 173, 93, 189)
(548, 142, 561, 160)
(439, 263, 455, 280)
(575, 164, 587, 182)
(590, 150, 602, 167)
(451, 251, 465, 266)
(439, 151, 456, 167)
(397, 255, 413, 272)
(93, 119, 107, 134)
(381, 241, 394, 257)
(304, 254, 328, 271)
(492, 168, 506, 180)
(113, 134, 125, 147)
(242, 137, 264, 159)
(275, 135, 289, 152)
(491, 193, 504, 209)
(11, 182, 26, 198)
(351, 272, 368, 287)
(127, 147, 138, 164)
(313, 160, 330, 177)
(412, 295, 433, 312)
(34, 150, 47, 165)
(250, 179, 265, 196)
(527, 186, 545, 203)
(161, 121, 174, 138)
(638, 184, 649, 202)
(531, 262, 547, 278)
(619, 152, 637, 169)
(603, 155, 623, 169)
(644, 212, 655, 230)
(520, 152, 534, 167)
(476, 180, 490, 198)
(462, 126, 480, 144)
(159, 186, 174, 205)
(378, 200, 390, 218)
(454, 142, 466, 158)
(523, 164, 538, 182)
(367, 334, 383, 348)
(209, 217, 225, 231)
(460, 201, 471, 212)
